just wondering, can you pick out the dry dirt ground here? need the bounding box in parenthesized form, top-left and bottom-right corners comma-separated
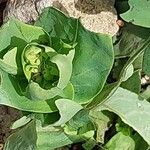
(0, 107, 22, 149)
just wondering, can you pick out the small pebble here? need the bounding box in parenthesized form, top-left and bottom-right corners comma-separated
(116, 19, 125, 27)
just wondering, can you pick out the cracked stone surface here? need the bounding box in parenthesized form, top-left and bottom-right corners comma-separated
(3, 0, 118, 35)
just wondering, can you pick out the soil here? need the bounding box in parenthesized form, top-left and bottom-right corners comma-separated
(0, 1, 6, 25)
(0, 1, 22, 149)
(0, 107, 22, 149)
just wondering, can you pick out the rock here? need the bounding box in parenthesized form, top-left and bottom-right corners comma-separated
(3, 0, 39, 23)
(3, 0, 119, 35)
(0, 0, 7, 4)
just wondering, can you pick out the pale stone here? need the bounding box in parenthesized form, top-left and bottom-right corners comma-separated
(3, 0, 119, 35)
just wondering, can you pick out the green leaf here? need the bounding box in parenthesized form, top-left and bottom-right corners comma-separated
(35, 7, 114, 104)
(22, 44, 43, 81)
(53, 99, 83, 126)
(0, 19, 49, 53)
(51, 49, 75, 89)
(37, 117, 94, 150)
(0, 47, 17, 75)
(0, 68, 57, 113)
(122, 64, 134, 82)
(65, 110, 95, 134)
(96, 87, 150, 145)
(87, 83, 119, 109)
(115, 120, 148, 150)
(105, 132, 135, 150)
(118, 37, 150, 83)
(35, 112, 60, 126)
(115, 0, 130, 14)
(143, 48, 150, 76)
(140, 86, 150, 101)
(133, 54, 144, 70)
(28, 82, 62, 100)
(114, 23, 150, 58)
(88, 38, 150, 109)
(115, 119, 133, 135)
(121, 70, 141, 94)
(105, 120, 148, 150)
(120, 0, 150, 28)
(0, 19, 49, 75)
(71, 25, 114, 103)
(132, 133, 149, 150)
(22, 42, 75, 100)
(29, 82, 74, 102)
(37, 125, 73, 150)
(35, 7, 77, 43)
(60, 82, 74, 100)
(11, 116, 31, 130)
(89, 110, 113, 143)
(4, 121, 37, 150)
(82, 139, 97, 150)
